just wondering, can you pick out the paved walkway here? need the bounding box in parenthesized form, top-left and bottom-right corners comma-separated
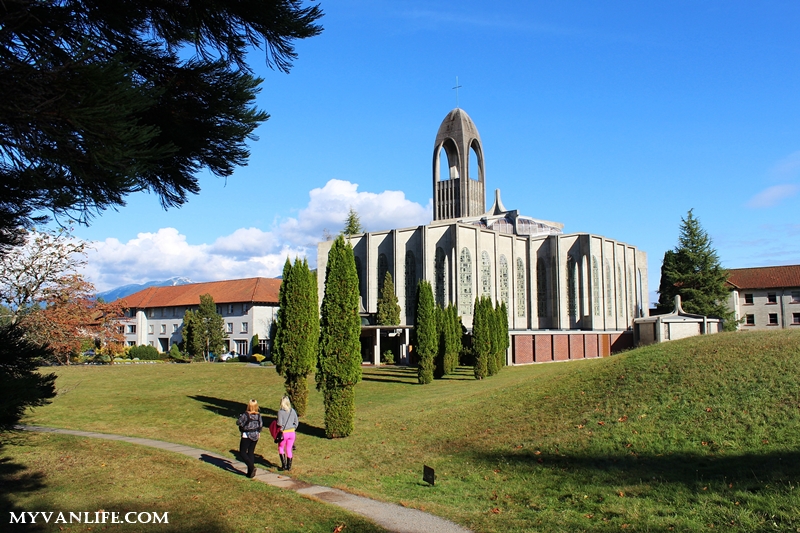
(18, 425, 471, 533)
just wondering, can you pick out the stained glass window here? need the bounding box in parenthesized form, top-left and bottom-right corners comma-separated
(405, 251, 416, 322)
(516, 257, 525, 317)
(378, 254, 388, 292)
(435, 247, 446, 307)
(459, 248, 473, 315)
(481, 251, 491, 297)
(537, 258, 547, 317)
(592, 256, 600, 316)
(567, 256, 577, 320)
(605, 261, 613, 317)
(499, 255, 509, 306)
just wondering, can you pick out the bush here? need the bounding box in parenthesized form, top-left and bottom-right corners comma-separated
(128, 345, 161, 360)
(381, 349, 395, 365)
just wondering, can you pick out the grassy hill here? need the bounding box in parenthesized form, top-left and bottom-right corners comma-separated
(10, 330, 800, 532)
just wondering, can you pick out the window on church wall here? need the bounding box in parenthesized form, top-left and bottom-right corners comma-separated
(435, 247, 446, 307)
(567, 256, 577, 320)
(378, 254, 388, 292)
(459, 248, 473, 315)
(516, 258, 526, 317)
(354, 257, 363, 303)
(617, 265, 624, 318)
(537, 258, 547, 317)
(628, 268, 635, 319)
(605, 261, 613, 317)
(499, 255, 509, 306)
(405, 251, 417, 322)
(592, 256, 600, 316)
(481, 251, 492, 297)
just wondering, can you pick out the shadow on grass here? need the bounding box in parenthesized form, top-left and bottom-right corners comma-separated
(0, 448, 47, 532)
(190, 395, 327, 439)
(478, 447, 800, 491)
(362, 366, 419, 385)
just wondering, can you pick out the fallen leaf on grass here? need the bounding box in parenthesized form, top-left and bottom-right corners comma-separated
(597, 421, 605, 426)
(618, 416, 628, 422)
(490, 508, 501, 514)
(333, 525, 345, 533)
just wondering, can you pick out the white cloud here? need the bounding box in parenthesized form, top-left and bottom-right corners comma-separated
(746, 183, 800, 208)
(770, 150, 800, 180)
(84, 180, 432, 291)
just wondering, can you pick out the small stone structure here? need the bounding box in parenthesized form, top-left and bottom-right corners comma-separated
(634, 296, 721, 346)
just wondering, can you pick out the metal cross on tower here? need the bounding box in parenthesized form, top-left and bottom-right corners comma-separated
(452, 76, 462, 108)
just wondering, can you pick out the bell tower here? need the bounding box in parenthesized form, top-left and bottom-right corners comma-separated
(432, 109, 486, 221)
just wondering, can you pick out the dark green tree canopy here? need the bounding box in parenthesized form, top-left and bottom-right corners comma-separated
(342, 207, 364, 237)
(0, 0, 323, 248)
(657, 210, 734, 326)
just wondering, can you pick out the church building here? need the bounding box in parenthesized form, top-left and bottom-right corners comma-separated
(317, 109, 648, 364)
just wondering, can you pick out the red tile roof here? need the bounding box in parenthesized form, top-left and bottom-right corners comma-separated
(726, 265, 800, 290)
(120, 278, 281, 308)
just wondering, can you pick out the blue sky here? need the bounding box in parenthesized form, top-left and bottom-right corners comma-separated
(68, 1, 800, 305)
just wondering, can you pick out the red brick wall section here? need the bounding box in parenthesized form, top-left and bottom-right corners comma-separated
(553, 335, 570, 361)
(569, 335, 585, 360)
(611, 332, 634, 352)
(535, 334, 553, 362)
(584, 334, 599, 358)
(513, 335, 533, 364)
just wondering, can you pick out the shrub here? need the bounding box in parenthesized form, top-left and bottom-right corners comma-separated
(128, 344, 161, 360)
(382, 349, 395, 365)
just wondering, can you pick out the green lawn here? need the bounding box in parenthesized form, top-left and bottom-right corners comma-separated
(10, 330, 800, 532)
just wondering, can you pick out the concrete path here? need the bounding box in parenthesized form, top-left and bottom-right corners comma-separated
(18, 425, 471, 533)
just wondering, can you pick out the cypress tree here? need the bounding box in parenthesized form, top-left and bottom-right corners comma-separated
(317, 236, 362, 438)
(433, 305, 446, 379)
(376, 271, 401, 325)
(445, 304, 463, 374)
(498, 302, 510, 368)
(415, 281, 437, 384)
(472, 296, 490, 379)
(274, 258, 319, 416)
(486, 299, 499, 377)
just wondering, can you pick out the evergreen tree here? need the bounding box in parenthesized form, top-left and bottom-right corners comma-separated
(0, 0, 323, 248)
(0, 323, 56, 429)
(376, 272, 401, 325)
(274, 258, 319, 416)
(317, 236, 362, 438)
(433, 305, 446, 379)
(472, 296, 491, 379)
(444, 304, 463, 375)
(184, 294, 226, 361)
(498, 302, 510, 368)
(657, 210, 735, 328)
(342, 207, 364, 237)
(414, 281, 437, 384)
(486, 299, 500, 377)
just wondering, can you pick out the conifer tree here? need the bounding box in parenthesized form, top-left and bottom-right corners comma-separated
(317, 236, 362, 438)
(657, 210, 735, 328)
(183, 295, 226, 361)
(498, 302, 510, 368)
(414, 281, 437, 384)
(273, 258, 319, 416)
(376, 272, 401, 325)
(472, 296, 491, 379)
(434, 305, 446, 379)
(444, 304, 463, 375)
(342, 207, 364, 237)
(486, 299, 500, 377)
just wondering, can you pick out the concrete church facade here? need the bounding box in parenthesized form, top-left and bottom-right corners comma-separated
(317, 109, 648, 364)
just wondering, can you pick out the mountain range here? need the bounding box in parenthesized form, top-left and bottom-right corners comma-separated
(97, 277, 194, 302)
